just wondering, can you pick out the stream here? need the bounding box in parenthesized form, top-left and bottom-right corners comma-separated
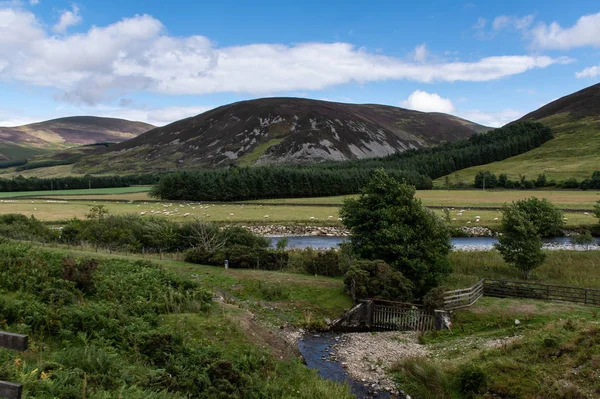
(298, 333, 396, 399)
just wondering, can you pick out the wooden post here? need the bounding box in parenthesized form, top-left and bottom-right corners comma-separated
(0, 381, 22, 399)
(0, 332, 28, 352)
(585, 289, 588, 305)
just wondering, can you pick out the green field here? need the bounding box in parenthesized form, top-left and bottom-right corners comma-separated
(1, 187, 598, 229)
(435, 113, 600, 186)
(0, 185, 152, 198)
(249, 190, 600, 209)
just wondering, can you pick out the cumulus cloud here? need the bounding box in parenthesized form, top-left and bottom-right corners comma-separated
(0, 6, 571, 105)
(575, 65, 600, 79)
(53, 5, 82, 33)
(458, 109, 524, 128)
(531, 12, 600, 49)
(401, 90, 455, 113)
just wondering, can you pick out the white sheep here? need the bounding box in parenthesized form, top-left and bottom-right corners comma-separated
(140, 212, 146, 215)
(493, 217, 499, 221)
(264, 215, 269, 218)
(327, 216, 333, 219)
(230, 213, 234, 216)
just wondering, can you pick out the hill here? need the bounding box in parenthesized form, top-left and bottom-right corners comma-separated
(73, 97, 489, 174)
(435, 83, 600, 186)
(0, 116, 155, 161)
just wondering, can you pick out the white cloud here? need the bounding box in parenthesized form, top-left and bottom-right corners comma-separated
(531, 12, 600, 49)
(29, 0, 39, 5)
(493, 15, 534, 31)
(458, 109, 524, 128)
(61, 104, 214, 126)
(53, 5, 82, 33)
(575, 65, 600, 79)
(401, 90, 456, 113)
(412, 43, 428, 62)
(0, 6, 572, 105)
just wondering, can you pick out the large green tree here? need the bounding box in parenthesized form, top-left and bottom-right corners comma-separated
(594, 200, 600, 223)
(495, 204, 546, 279)
(340, 169, 452, 298)
(511, 197, 564, 237)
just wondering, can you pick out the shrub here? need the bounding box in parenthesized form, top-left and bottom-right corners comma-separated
(474, 171, 498, 189)
(302, 249, 347, 277)
(62, 257, 98, 294)
(561, 178, 579, 189)
(458, 364, 488, 396)
(511, 197, 564, 237)
(422, 286, 447, 312)
(343, 260, 413, 301)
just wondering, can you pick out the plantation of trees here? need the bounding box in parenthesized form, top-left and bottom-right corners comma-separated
(151, 121, 553, 201)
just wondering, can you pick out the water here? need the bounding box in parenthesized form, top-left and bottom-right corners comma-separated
(298, 333, 394, 399)
(270, 236, 600, 250)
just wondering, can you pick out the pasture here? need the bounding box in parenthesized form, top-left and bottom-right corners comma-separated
(249, 189, 600, 209)
(0, 185, 151, 198)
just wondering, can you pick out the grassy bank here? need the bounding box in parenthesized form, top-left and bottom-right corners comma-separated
(0, 242, 353, 398)
(447, 250, 600, 289)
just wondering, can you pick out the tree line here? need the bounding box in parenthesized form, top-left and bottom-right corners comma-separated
(474, 170, 600, 190)
(0, 173, 161, 192)
(151, 120, 553, 201)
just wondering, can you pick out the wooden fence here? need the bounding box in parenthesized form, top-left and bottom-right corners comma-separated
(444, 279, 485, 310)
(484, 279, 600, 306)
(371, 301, 436, 331)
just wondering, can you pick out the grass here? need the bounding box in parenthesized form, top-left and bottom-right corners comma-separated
(238, 138, 286, 166)
(434, 113, 600, 186)
(446, 250, 600, 289)
(0, 200, 343, 224)
(0, 186, 152, 198)
(35, 244, 353, 327)
(1, 196, 597, 229)
(393, 297, 600, 399)
(247, 190, 600, 209)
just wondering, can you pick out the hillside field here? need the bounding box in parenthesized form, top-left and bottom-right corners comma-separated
(435, 113, 600, 185)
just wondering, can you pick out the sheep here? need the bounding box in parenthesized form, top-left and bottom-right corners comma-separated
(230, 213, 234, 216)
(309, 216, 315, 220)
(494, 217, 499, 221)
(327, 216, 333, 220)
(264, 215, 269, 218)
(140, 212, 146, 215)
(452, 218, 457, 221)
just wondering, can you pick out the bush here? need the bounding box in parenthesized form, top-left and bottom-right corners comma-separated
(186, 244, 288, 271)
(474, 171, 498, 188)
(302, 249, 347, 277)
(458, 364, 488, 396)
(511, 197, 564, 237)
(343, 260, 413, 301)
(561, 178, 579, 189)
(422, 286, 447, 312)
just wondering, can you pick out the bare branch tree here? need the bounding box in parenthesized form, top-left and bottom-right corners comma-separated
(184, 217, 229, 254)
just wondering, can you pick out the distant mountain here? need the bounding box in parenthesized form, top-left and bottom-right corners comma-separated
(74, 97, 490, 174)
(436, 83, 600, 184)
(0, 116, 155, 160)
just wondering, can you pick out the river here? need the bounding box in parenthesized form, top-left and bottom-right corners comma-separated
(270, 236, 600, 250)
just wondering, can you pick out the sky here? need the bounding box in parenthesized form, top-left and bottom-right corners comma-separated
(0, 0, 599, 128)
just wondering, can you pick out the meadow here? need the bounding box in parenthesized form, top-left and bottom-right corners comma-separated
(433, 114, 600, 186)
(0, 185, 151, 198)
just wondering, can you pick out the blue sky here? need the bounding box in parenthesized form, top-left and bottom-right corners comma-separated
(0, 0, 599, 127)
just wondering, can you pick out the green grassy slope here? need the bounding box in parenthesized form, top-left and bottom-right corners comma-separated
(435, 113, 600, 186)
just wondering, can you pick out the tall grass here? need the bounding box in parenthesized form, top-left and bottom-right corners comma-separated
(447, 250, 600, 289)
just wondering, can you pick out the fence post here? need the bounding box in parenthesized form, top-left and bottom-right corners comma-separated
(585, 289, 588, 305)
(434, 310, 451, 331)
(0, 332, 27, 399)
